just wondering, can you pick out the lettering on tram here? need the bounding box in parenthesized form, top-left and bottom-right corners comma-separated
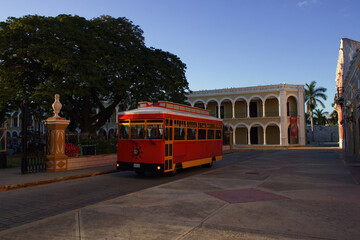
(117, 101, 223, 175)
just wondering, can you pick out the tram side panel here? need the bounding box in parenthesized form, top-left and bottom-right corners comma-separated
(117, 140, 165, 164)
(173, 140, 222, 165)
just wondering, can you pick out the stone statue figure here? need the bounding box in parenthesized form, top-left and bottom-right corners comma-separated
(52, 94, 62, 118)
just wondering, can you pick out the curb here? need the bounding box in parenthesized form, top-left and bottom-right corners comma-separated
(0, 169, 118, 192)
(0, 150, 246, 193)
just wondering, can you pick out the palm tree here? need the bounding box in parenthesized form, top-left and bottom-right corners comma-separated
(304, 81, 327, 139)
(313, 108, 329, 126)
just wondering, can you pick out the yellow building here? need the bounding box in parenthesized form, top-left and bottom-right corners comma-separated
(186, 84, 306, 146)
(335, 38, 360, 158)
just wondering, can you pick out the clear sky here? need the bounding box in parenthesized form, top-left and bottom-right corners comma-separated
(1, 0, 360, 113)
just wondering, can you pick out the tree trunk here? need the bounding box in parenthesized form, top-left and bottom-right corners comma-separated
(310, 109, 314, 142)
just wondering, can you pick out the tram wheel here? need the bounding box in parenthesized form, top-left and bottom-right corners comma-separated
(166, 168, 177, 177)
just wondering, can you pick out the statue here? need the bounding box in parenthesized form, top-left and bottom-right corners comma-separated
(52, 94, 62, 118)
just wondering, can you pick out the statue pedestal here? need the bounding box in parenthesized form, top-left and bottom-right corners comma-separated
(45, 117, 70, 172)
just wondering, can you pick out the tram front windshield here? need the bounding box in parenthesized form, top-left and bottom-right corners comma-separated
(119, 120, 163, 140)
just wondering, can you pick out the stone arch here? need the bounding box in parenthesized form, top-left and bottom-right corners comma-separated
(206, 98, 219, 118)
(249, 122, 264, 145)
(108, 127, 116, 139)
(248, 95, 264, 118)
(234, 96, 248, 118)
(98, 128, 107, 139)
(12, 131, 18, 137)
(287, 94, 298, 117)
(265, 122, 280, 145)
(234, 123, 248, 145)
(264, 94, 280, 117)
(219, 97, 233, 119)
(192, 99, 206, 109)
(184, 100, 192, 105)
(264, 94, 279, 102)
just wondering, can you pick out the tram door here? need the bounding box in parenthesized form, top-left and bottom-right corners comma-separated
(164, 119, 174, 172)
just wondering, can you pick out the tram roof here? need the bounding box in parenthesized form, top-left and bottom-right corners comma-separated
(118, 106, 222, 122)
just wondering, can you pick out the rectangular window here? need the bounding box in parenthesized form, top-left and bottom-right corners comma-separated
(198, 129, 206, 140)
(164, 127, 173, 140)
(207, 129, 214, 139)
(119, 125, 129, 139)
(187, 128, 197, 140)
(174, 127, 185, 140)
(147, 124, 163, 139)
(131, 124, 145, 139)
(166, 119, 173, 126)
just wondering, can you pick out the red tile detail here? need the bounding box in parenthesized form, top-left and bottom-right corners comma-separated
(205, 188, 289, 203)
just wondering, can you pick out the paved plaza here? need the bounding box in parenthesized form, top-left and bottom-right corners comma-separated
(0, 148, 359, 240)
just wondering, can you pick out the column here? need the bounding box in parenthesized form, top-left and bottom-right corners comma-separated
(247, 102, 250, 118)
(46, 94, 70, 172)
(263, 128, 267, 145)
(298, 88, 306, 145)
(232, 103, 235, 119)
(279, 90, 288, 146)
(247, 128, 251, 145)
(218, 104, 221, 119)
(262, 102, 265, 117)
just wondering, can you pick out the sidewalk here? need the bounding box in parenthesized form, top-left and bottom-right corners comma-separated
(1, 147, 360, 240)
(0, 165, 117, 192)
(0, 149, 243, 192)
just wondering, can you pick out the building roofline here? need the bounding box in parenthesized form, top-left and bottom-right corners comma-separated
(187, 83, 304, 98)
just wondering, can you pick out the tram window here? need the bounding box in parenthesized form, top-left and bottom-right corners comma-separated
(187, 128, 197, 140)
(198, 129, 206, 140)
(198, 122, 206, 128)
(164, 127, 173, 140)
(187, 121, 197, 128)
(131, 124, 145, 139)
(147, 120, 163, 123)
(131, 120, 145, 123)
(166, 119, 173, 126)
(216, 130, 222, 139)
(207, 129, 214, 139)
(147, 124, 163, 139)
(174, 127, 185, 140)
(119, 125, 129, 139)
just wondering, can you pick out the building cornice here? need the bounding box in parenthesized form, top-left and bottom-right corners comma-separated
(187, 84, 304, 98)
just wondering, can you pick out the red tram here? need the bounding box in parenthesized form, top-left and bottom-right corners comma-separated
(116, 101, 223, 175)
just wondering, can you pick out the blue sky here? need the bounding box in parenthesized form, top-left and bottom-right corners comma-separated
(1, 0, 360, 113)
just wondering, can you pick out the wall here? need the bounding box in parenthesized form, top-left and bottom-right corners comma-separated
(68, 154, 117, 170)
(306, 126, 339, 144)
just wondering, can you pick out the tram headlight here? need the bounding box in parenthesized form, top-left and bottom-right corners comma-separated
(133, 148, 139, 156)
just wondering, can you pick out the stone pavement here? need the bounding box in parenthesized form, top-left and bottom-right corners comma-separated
(0, 165, 117, 192)
(0, 147, 360, 240)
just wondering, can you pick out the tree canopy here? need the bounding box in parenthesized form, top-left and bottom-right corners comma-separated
(304, 81, 327, 132)
(0, 15, 190, 134)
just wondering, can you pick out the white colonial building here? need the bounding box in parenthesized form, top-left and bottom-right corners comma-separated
(186, 84, 306, 146)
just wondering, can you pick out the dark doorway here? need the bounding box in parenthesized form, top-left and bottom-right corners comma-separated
(250, 127, 258, 144)
(250, 101, 258, 117)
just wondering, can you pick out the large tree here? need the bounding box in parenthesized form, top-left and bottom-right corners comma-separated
(304, 81, 327, 139)
(313, 108, 328, 126)
(0, 15, 190, 135)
